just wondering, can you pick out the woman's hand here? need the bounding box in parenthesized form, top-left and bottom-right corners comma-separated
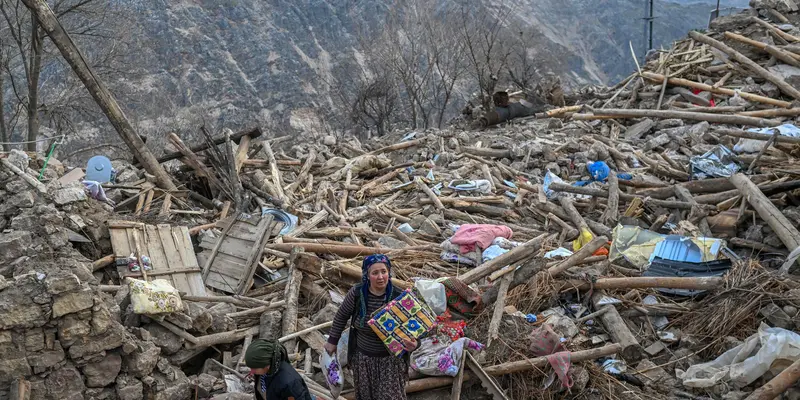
(402, 337, 418, 352)
(324, 342, 337, 355)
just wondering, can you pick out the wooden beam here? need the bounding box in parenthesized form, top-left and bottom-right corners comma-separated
(458, 233, 549, 285)
(641, 71, 791, 108)
(689, 30, 800, 101)
(730, 174, 800, 274)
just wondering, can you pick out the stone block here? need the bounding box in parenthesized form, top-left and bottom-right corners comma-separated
(83, 353, 122, 388)
(760, 303, 793, 329)
(27, 344, 66, 373)
(0, 274, 47, 330)
(144, 324, 184, 355)
(124, 340, 160, 378)
(47, 365, 86, 400)
(59, 314, 92, 344)
(116, 374, 143, 400)
(45, 273, 82, 295)
(0, 231, 32, 263)
(53, 289, 95, 318)
(0, 358, 31, 387)
(52, 183, 87, 205)
(67, 323, 126, 360)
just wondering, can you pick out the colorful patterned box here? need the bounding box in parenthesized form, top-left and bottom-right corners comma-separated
(367, 289, 437, 357)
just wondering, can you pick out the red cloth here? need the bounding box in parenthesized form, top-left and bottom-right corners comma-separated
(449, 224, 513, 253)
(530, 325, 573, 389)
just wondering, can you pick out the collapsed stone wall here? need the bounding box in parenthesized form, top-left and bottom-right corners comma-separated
(0, 157, 205, 400)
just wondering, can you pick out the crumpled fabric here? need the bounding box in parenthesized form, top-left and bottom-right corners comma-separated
(440, 239, 481, 265)
(441, 278, 482, 317)
(83, 180, 115, 205)
(530, 324, 573, 389)
(450, 224, 513, 253)
(411, 335, 484, 377)
(435, 310, 467, 341)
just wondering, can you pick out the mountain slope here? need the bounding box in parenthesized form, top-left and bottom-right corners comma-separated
(89, 0, 736, 145)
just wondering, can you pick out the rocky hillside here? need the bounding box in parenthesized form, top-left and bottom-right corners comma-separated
(104, 0, 729, 133)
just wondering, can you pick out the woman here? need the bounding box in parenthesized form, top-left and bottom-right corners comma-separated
(324, 254, 417, 400)
(244, 339, 314, 400)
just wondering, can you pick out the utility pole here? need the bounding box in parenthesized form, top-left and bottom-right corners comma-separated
(642, 0, 656, 55)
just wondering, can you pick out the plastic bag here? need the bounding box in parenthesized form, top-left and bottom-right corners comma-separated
(677, 323, 800, 388)
(337, 330, 350, 368)
(320, 349, 344, 398)
(127, 278, 183, 315)
(414, 279, 447, 315)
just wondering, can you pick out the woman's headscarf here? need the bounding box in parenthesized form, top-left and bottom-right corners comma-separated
(244, 339, 288, 377)
(356, 253, 394, 327)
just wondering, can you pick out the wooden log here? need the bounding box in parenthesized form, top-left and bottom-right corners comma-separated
(286, 149, 316, 195)
(278, 321, 333, 344)
(744, 357, 800, 400)
(752, 17, 800, 43)
(550, 182, 713, 211)
(672, 103, 745, 113)
(568, 276, 723, 292)
(415, 177, 444, 210)
(601, 171, 620, 225)
(748, 130, 781, 173)
(0, 158, 47, 194)
(463, 146, 513, 159)
(715, 128, 800, 145)
(404, 344, 623, 393)
(546, 236, 608, 277)
(739, 108, 800, 117)
(559, 195, 591, 234)
(639, 175, 771, 199)
(152, 127, 261, 165)
(367, 138, 426, 155)
(234, 134, 252, 173)
(458, 233, 549, 285)
(674, 185, 712, 236)
(320, 258, 413, 289)
(592, 291, 642, 362)
(635, 150, 691, 181)
(730, 237, 788, 255)
(588, 107, 782, 127)
(689, 30, 800, 101)
(486, 272, 513, 348)
(260, 140, 291, 207)
(730, 173, 800, 274)
(282, 248, 303, 350)
(92, 254, 115, 271)
(286, 209, 329, 238)
(641, 71, 792, 108)
(227, 300, 286, 318)
(724, 31, 800, 67)
(169, 133, 226, 190)
(19, 0, 176, 191)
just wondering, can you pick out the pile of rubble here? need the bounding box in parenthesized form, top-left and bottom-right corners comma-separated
(2, 2, 800, 400)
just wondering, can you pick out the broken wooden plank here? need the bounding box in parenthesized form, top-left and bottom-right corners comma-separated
(730, 173, 800, 274)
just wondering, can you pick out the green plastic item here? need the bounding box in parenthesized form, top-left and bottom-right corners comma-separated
(38, 139, 60, 181)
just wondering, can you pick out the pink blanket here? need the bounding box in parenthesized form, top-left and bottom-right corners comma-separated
(449, 224, 512, 253)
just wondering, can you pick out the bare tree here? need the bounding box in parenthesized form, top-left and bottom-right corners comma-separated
(456, 2, 517, 110)
(0, 0, 134, 150)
